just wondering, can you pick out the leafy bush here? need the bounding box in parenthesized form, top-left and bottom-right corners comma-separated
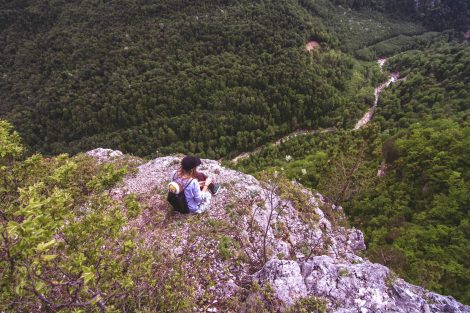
(286, 295, 327, 313)
(0, 120, 194, 311)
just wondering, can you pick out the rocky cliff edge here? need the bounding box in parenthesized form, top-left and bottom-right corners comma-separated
(87, 148, 470, 313)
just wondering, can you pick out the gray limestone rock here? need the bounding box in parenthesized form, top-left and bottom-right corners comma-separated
(85, 151, 470, 313)
(86, 148, 123, 163)
(255, 259, 307, 305)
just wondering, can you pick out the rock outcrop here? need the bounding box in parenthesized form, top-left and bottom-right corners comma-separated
(86, 148, 123, 162)
(87, 149, 470, 313)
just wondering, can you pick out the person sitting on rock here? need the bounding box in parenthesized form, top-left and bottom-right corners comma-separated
(170, 156, 221, 214)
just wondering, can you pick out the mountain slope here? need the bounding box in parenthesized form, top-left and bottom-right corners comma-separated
(1, 116, 469, 311)
(230, 41, 470, 304)
(0, 0, 427, 158)
(89, 149, 470, 312)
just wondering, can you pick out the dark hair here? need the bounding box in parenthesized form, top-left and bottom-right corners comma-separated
(178, 167, 196, 179)
(181, 156, 201, 171)
(178, 156, 201, 178)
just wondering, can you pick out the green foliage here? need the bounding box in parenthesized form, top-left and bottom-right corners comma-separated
(231, 39, 470, 304)
(304, 0, 426, 53)
(86, 163, 128, 192)
(0, 0, 469, 308)
(0, 120, 194, 311)
(124, 194, 141, 219)
(278, 176, 315, 212)
(355, 32, 447, 60)
(234, 124, 382, 203)
(234, 119, 470, 303)
(146, 255, 195, 313)
(0, 120, 23, 161)
(0, 0, 428, 159)
(418, 0, 470, 31)
(218, 236, 234, 261)
(348, 120, 470, 303)
(227, 282, 282, 313)
(376, 42, 470, 133)
(333, 0, 470, 31)
(286, 295, 327, 313)
(318, 125, 382, 204)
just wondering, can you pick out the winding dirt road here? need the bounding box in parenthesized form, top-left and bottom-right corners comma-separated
(231, 59, 400, 164)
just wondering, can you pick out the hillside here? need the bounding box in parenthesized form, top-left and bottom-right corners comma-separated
(231, 41, 470, 303)
(0, 0, 433, 158)
(2, 0, 470, 310)
(1, 121, 469, 312)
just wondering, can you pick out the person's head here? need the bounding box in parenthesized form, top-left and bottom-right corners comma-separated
(179, 156, 201, 178)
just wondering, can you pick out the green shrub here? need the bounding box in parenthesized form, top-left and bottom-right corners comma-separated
(218, 236, 233, 261)
(0, 120, 194, 311)
(287, 295, 327, 313)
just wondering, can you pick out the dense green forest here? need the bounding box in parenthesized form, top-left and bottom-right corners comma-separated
(232, 41, 470, 303)
(351, 120, 470, 303)
(377, 42, 470, 131)
(0, 0, 444, 158)
(2, 0, 466, 159)
(333, 0, 470, 31)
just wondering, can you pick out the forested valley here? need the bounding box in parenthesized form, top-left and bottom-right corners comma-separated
(1, 0, 376, 157)
(3, 0, 464, 158)
(1, 0, 470, 308)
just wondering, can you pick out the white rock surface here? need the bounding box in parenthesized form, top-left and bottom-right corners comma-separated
(255, 259, 307, 305)
(86, 148, 123, 163)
